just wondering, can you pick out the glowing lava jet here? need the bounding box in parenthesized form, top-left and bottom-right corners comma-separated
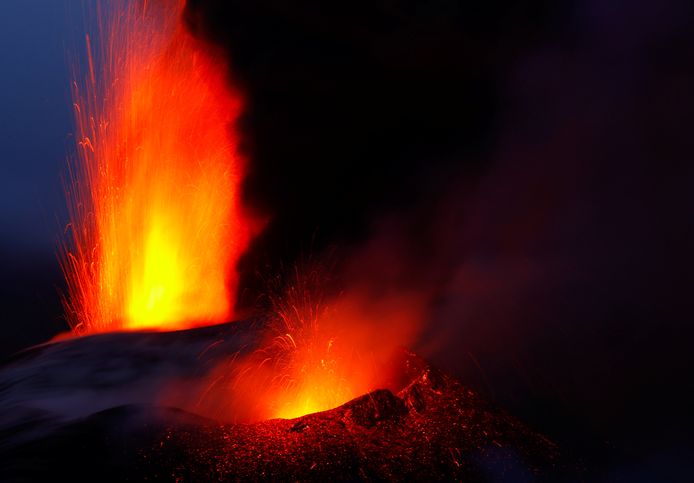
(62, 0, 250, 333)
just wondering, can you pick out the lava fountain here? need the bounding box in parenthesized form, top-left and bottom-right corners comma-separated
(62, 0, 251, 333)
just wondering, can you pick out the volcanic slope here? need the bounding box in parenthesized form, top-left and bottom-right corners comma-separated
(0, 322, 567, 481)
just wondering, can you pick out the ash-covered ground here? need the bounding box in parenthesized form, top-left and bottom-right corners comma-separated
(0, 321, 570, 481)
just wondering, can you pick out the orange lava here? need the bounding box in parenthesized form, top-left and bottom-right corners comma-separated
(269, 297, 423, 419)
(190, 273, 425, 422)
(266, 290, 387, 420)
(62, 0, 250, 332)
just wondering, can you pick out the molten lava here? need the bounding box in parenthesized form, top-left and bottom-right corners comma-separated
(62, 0, 250, 332)
(191, 270, 425, 422)
(266, 295, 422, 419)
(265, 291, 378, 420)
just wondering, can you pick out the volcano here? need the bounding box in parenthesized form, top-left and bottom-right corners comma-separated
(0, 321, 566, 481)
(1, 2, 568, 480)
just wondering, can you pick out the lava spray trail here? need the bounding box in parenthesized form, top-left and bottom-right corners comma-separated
(62, 0, 251, 333)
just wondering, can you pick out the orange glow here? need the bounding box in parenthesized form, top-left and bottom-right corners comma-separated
(264, 288, 392, 420)
(62, 0, 251, 332)
(268, 296, 422, 419)
(189, 273, 425, 422)
(267, 302, 373, 420)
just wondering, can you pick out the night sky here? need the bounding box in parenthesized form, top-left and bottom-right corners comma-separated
(0, 0, 79, 356)
(2, 0, 694, 479)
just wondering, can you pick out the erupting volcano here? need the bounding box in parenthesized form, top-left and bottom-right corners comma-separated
(0, 1, 574, 481)
(59, 0, 412, 423)
(62, 0, 250, 333)
(0, 0, 686, 479)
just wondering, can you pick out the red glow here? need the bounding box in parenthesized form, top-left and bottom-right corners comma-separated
(185, 272, 425, 422)
(62, 0, 251, 332)
(264, 289, 419, 419)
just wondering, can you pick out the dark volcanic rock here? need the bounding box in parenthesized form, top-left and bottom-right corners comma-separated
(0, 324, 565, 481)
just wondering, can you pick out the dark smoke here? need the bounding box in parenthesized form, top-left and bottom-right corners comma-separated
(186, 0, 694, 478)
(184, 0, 565, 297)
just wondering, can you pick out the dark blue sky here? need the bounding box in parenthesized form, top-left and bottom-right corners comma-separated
(0, 0, 89, 358)
(0, 0, 79, 256)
